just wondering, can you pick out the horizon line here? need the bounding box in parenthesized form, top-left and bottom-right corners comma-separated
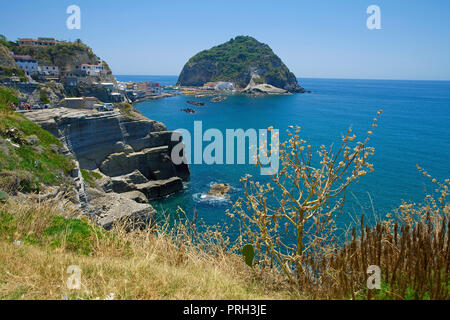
(115, 75, 450, 82)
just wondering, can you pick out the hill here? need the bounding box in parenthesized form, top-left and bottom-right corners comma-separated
(2, 38, 115, 83)
(177, 36, 306, 93)
(0, 45, 26, 82)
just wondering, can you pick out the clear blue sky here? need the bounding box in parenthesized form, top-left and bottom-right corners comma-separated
(1, 0, 450, 80)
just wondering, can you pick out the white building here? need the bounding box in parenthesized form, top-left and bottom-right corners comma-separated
(12, 55, 38, 75)
(39, 65, 59, 76)
(100, 82, 115, 91)
(80, 63, 106, 76)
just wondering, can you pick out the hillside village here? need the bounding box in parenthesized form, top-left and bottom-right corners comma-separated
(0, 36, 167, 112)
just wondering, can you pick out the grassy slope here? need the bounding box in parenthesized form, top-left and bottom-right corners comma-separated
(0, 200, 297, 300)
(0, 87, 74, 192)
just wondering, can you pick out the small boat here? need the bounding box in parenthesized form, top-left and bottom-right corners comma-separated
(181, 108, 196, 114)
(211, 96, 227, 103)
(187, 100, 205, 106)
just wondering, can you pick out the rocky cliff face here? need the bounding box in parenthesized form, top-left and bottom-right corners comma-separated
(177, 36, 306, 93)
(0, 45, 17, 69)
(25, 108, 189, 229)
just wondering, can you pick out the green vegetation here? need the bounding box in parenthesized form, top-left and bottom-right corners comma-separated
(0, 43, 27, 82)
(179, 36, 298, 89)
(0, 66, 26, 82)
(80, 169, 102, 188)
(39, 89, 50, 104)
(0, 36, 98, 72)
(0, 86, 18, 106)
(0, 199, 294, 300)
(43, 216, 105, 255)
(7, 42, 97, 70)
(115, 102, 138, 118)
(0, 86, 75, 193)
(0, 202, 105, 255)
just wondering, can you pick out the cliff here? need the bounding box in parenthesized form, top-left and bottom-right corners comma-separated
(0, 44, 26, 82)
(24, 107, 190, 229)
(177, 36, 305, 93)
(0, 44, 17, 69)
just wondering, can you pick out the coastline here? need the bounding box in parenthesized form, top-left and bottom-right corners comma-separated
(131, 92, 177, 104)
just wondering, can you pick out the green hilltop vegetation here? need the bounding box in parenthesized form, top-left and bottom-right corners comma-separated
(1, 36, 97, 70)
(177, 36, 304, 92)
(0, 35, 113, 77)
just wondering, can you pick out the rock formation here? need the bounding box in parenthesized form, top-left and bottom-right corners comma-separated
(177, 36, 306, 93)
(207, 184, 230, 198)
(25, 107, 189, 229)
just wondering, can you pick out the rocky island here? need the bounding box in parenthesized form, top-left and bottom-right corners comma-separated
(177, 36, 307, 94)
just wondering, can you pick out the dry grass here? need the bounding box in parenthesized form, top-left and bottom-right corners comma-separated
(0, 198, 299, 300)
(238, 180, 449, 300)
(301, 201, 449, 299)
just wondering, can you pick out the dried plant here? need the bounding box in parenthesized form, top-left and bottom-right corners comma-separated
(229, 110, 449, 299)
(229, 111, 383, 286)
(320, 174, 449, 300)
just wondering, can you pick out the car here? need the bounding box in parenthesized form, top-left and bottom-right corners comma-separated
(104, 103, 114, 111)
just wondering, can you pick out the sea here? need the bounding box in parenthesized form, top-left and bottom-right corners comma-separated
(116, 75, 450, 235)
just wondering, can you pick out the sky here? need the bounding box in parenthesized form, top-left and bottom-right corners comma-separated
(1, 0, 450, 80)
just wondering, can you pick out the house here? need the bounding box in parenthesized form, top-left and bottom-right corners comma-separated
(110, 92, 123, 102)
(125, 90, 145, 102)
(80, 64, 106, 76)
(100, 82, 115, 92)
(39, 65, 59, 76)
(18, 37, 57, 47)
(137, 81, 162, 96)
(203, 82, 217, 89)
(12, 55, 38, 75)
(116, 82, 128, 91)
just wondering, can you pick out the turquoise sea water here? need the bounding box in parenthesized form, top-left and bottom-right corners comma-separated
(117, 75, 450, 232)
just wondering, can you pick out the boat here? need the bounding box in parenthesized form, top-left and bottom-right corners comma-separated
(187, 100, 205, 106)
(181, 108, 196, 114)
(211, 96, 227, 103)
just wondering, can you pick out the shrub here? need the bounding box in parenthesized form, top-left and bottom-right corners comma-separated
(230, 112, 382, 286)
(230, 111, 448, 299)
(81, 169, 102, 188)
(0, 170, 37, 194)
(39, 89, 50, 104)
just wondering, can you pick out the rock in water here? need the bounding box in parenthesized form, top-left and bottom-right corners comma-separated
(177, 36, 306, 93)
(207, 184, 231, 198)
